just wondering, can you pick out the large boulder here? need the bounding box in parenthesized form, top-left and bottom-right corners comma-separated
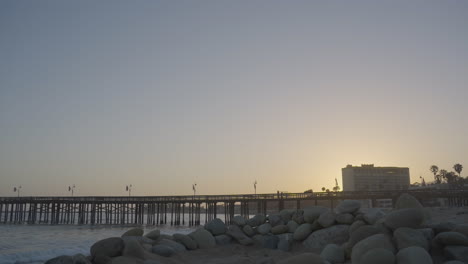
(433, 232, 468, 247)
(257, 223, 272, 235)
(384, 208, 424, 230)
(276, 253, 324, 264)
(242, 225, 256, 237)
(90, 237, 124, 260)
(247, 214, 266, 227)
(111, 256, 143, 264)
(303, 206, 328, 223)
(156, 239, 186, 252)
(122, 228, 144, 237)
(279, 209, 295, 223)
(151, 245, 176, 257)
(335, 200, 361, 214)
(173, 233, 197, 250)
(394, 193, 423, 210)
(205, 218, 227, 235)
(277, 233, 293, 252)
(291, 210, 305, 224)
(214, 234, 232, 245)
(363, 208, 386, 225)
(444, 246, 468, 263)
(303, 225, 350, 251)
(347, 225, 381, 251)
(317, 210, 335, 228)
(261, 234, 279, 249)
(226, 225, 254, 245)
(268, 214, 284, 227)
(287, 220, 299, 233)
(122, 237, 146, 260)
(351, 234, 395, 264)
(320, 244, 345, 264)
(336, 213, 354, 225)
(359, 248, 395, 264)
(232, 215, 246, 226)
(453, 224, 468, 237)
(349, 220, 366, 234)
(396, 246, 433, 264)
(293, 223, 313, 241)
(271, 225, 288, 235)
(394, 227, 429, 250)
(189, 229, 216, 249)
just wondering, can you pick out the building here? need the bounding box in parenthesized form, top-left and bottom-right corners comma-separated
(342, 164, 410, 192)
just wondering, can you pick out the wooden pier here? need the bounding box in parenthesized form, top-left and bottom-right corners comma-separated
(0, 189, 467, 226)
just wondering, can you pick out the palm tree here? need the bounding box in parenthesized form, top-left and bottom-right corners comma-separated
(430, 165, 440, 184)
(453, 163, 463, 177)
(439, 169, 448, 183)
(321, 187, 326, 192)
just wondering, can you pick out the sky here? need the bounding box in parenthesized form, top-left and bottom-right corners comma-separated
(1, 1, 468, 196)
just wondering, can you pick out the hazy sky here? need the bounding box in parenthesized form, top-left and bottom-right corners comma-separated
(1, 1, 468, 196)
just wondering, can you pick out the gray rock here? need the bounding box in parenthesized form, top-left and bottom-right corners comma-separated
(349, 220, 366, 234)
(144, 229, 160, 240)
(318, 210, 336, 228)
(431, 222, 456, 234)
(268, 214, 284, 227)
(205, 218, 227, 235)
(287, 220, 299, 233)
(247, 214, 266, 227)
(45, 256, 73, 264)
(122, 228, 144, 237)
(384, 208, 424, 230)
(271, 225, 288, 235)
(92, 255, 112, 264)
(396, 246, 433, 264)
(261, 234, 279, 249)
(157, 238, 186, 252)
(232, 215, 246, 226)
(242, 224, 256, 237)
(151, 245, 175, 257)
(444, 246, 468, 263)
(394, 227, 429, 250)
(320, 244, 345, 264)
(453, 224, 468, 237)
(257, 223, 272, 235)
(276, 253, 324, 264)
(90, 237, 124, 260)
(279, 209, 295, 223)
(335, 200, 361, 214)
(418, 228, 435, 242)
(277, 233, 293, 252)
(443, 261, 466, 264)
(360, 248, 395, 264)
(173, 233, 197, 250)
(122, 237, 146, 260)
(143, 260, 163, 264)
(72, 254, 91, 264)
(336, 213, 354, 225)
(303, 225, 350, 251)
(347, 225, 381, 251)
(214, 234, 232, 245)
(394, 193, 423, 210)
(111, 256, 143, 264)
(293, 223, 313, 241)
(188, 229, 216, 249)
(226, 225, 254, 245)
(291, 210, 305, 224)
(351, 234, 395, 264)
(363, 208, 386, 225)
(303, 206, 328, 223)
(433, 232, 468, 247)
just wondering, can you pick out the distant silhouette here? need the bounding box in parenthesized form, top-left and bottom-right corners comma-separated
(453, 163, 463, 178)
(430, 165, 441, 184)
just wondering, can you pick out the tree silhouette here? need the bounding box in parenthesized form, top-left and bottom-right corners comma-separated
(321, 187, 325, 192)
(439, 169, 448, 183)
(453, 163, 463, 177)
(430, 165, 440, 184)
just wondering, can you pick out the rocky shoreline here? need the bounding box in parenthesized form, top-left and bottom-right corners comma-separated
(45, 194, 468, 264)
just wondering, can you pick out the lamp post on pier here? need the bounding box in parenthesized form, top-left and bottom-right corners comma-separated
(13, 186, 22, 197)
(68, 184, 76, 196)
(126, 184, 133, 196)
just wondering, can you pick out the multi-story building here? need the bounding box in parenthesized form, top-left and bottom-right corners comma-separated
(342, 164, 410, 192)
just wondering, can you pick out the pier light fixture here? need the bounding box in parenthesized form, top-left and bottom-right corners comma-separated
(126, 184, 133, 196)
(192, 183, 197, 196)
(68, 184, 76, 196)
(254, 180, 257, 195)
(13, 185, 22, 197)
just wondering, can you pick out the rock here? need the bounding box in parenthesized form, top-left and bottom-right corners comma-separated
(188, 229, 216, 249)
(363, 208, 386, 225)
(247, 214, 266, 227)
(205, 218, 227, 235)
(292, 210, 305, 224)
(453, 224, 468, 237)
(232, 215, 246, 226)
(122, 228, 144, 237)
(394, 227, 429, 250)
(277, 233, 293, 252)
(122, 238, 146, 260)
(349, 220, 366, 234)
(93, 255, 112, 264)
(276, 253, 324, 264)
(359, 248, 395, 264)
(45, 256, 73, 264)
(303, 225, 350, 251)
(214, 234, 232, 245)
(261, 234, 279, 249)
(347, 225, 381, 251)
(303, 206, 328, 223)
(90, 237, 124, 260)
(394, 193, 423, 210)
(287, 220, 299, 233)
(226, 225, 254, 246)
(173, 233, 197, 250)
(336, 213, 354, 225)
(396, 246, 433, 264)
(318, 210, 336, 228)
(242, 225, 256, 237)
(279, 209, 294, 223)
(418, 228, 435, 242)
(335, 200, 361, 214)
(268, 214, 284, 227)
(433, 232, 468, 247)
(157, 238, 186, 252)
(320, 244, 345, 264)
(443, 261, 466, 264)
(444, 246, 468, 263)
(351, 234, 395, 264)
(271, 225, 288, 235)
(293, 223, 313, 241)
(72, 254, 91, 264)
(431, 222, 457, 234)
(111, 256, 143, 264)
(257, 223, 272, 235)
(151, 245, 175, 257)
(384, 208, 424, 230)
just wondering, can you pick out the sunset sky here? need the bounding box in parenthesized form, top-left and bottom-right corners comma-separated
(1, 1, 467, 196)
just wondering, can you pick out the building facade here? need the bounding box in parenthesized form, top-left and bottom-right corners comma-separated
(342, 164, 410, 191)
